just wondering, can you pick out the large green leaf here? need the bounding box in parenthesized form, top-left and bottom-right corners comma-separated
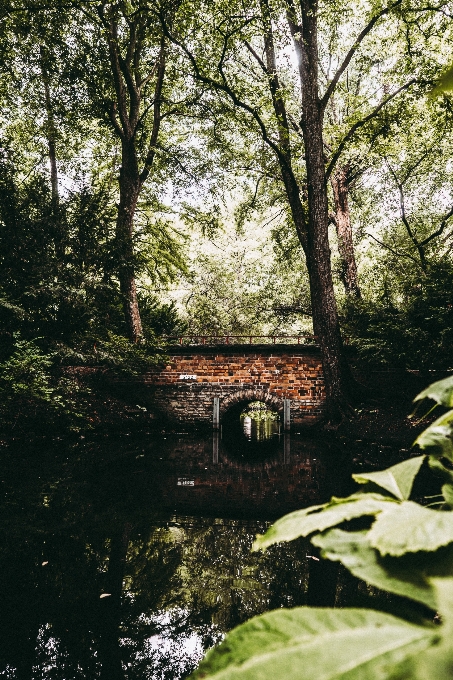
(385, 579, 453, 680)
(414, 410, 453, 460)
(313, 529, 453, 610)
(368, 501, 453, 556)
(353, 456, 425, 500)
(252, 494, 396, 551)
(190, 606, 436, 680)
(414, 375, 453, 407)
(442, 483, 453, 508)
(432, 64, 453, 96)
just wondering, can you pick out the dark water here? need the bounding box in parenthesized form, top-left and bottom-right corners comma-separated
(0, 425, 356, 680)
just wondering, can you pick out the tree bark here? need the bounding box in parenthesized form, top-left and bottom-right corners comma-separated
(330, 165, 361, 297)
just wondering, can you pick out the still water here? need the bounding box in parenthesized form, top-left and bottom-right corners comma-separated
(0, 422, 357, 680)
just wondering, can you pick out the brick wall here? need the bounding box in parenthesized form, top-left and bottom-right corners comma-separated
(139, 344, 325, 426)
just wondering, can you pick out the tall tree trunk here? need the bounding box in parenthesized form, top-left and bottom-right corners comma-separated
(116, 142, 143, 343)
(98, 524, 132, 680)
(289, 0, 353, 419)
(39, 45, 59, 209)
(330, 165, 361, 297)
(255, 0, 352, 421)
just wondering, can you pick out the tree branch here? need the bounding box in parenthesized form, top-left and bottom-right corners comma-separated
(366, 233, 420, 265)
(259, 0, 291, 159)
(420, 205, 453, 246)
(156, 10, 293, 173)
(320, 1, 402, 114)
(243, 40, 268, 74)
(325, 79, 416, 180)
(139, 36, 166, 184)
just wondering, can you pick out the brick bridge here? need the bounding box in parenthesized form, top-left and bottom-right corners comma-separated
(139, 342, 325, 427)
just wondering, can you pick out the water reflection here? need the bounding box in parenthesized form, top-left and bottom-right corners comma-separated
(241, 415, 279, 441)
(0, 429, 353, 679)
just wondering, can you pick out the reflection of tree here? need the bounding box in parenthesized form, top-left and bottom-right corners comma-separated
(172, 519, 310, 634)
(98, 525, 132, 680)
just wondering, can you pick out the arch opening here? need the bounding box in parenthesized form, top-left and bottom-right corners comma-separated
(220, 391, 282, 454)
(240, 401, 279, 441)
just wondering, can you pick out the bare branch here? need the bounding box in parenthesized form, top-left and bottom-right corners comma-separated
(366, 233, 420, 265)
(325, 80, 416, 179)
(108, 101, 124, 139)
(420, 205, 453, 246)
(243, 40, 268, 74)
(320, 1, 402, 113)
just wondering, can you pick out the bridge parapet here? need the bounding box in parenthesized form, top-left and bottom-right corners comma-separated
(163, 335, 316, 346)
(142, 344, 325, 427)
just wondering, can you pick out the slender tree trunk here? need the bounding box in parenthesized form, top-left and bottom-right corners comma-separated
(98, 524, 132, 680)
(330, 165, 361, 297)
(39, 46, 59, 209)
(116, 142, 143, 343)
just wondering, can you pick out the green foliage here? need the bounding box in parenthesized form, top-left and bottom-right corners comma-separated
(0, 339, 85, 432)
(342, 263, 453, 369)
(352, 456, 425, 501)
(190, 375, 453, 680)
(311, 529, 445, 610)
(240, 402, 278, 422)
(138, 294, 188, 337)
(87, 332, 165, 378)
(432, 63, 453, 96)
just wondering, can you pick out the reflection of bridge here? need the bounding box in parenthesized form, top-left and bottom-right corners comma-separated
(148, 431, 351, 518)
(140, 343, 325, 427)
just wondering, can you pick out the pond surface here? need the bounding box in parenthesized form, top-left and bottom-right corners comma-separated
(0, 426, 377, 680)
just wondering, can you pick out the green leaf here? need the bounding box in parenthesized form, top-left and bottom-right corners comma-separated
(353, 457, 425, 500)
(190, 606, 436, 680)
(442, 484, 453, 508)
(414, 410, 453, 460)
(431, 64, 453, 96)
(387, 579, 453, 680)
(252, 494, 396, 551)
(368, 502, 453, 556)
(313, 529, 453, 610)
(414, 375, 453, 407)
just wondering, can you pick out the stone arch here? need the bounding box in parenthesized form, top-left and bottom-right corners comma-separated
(220, 389, 283, 421)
